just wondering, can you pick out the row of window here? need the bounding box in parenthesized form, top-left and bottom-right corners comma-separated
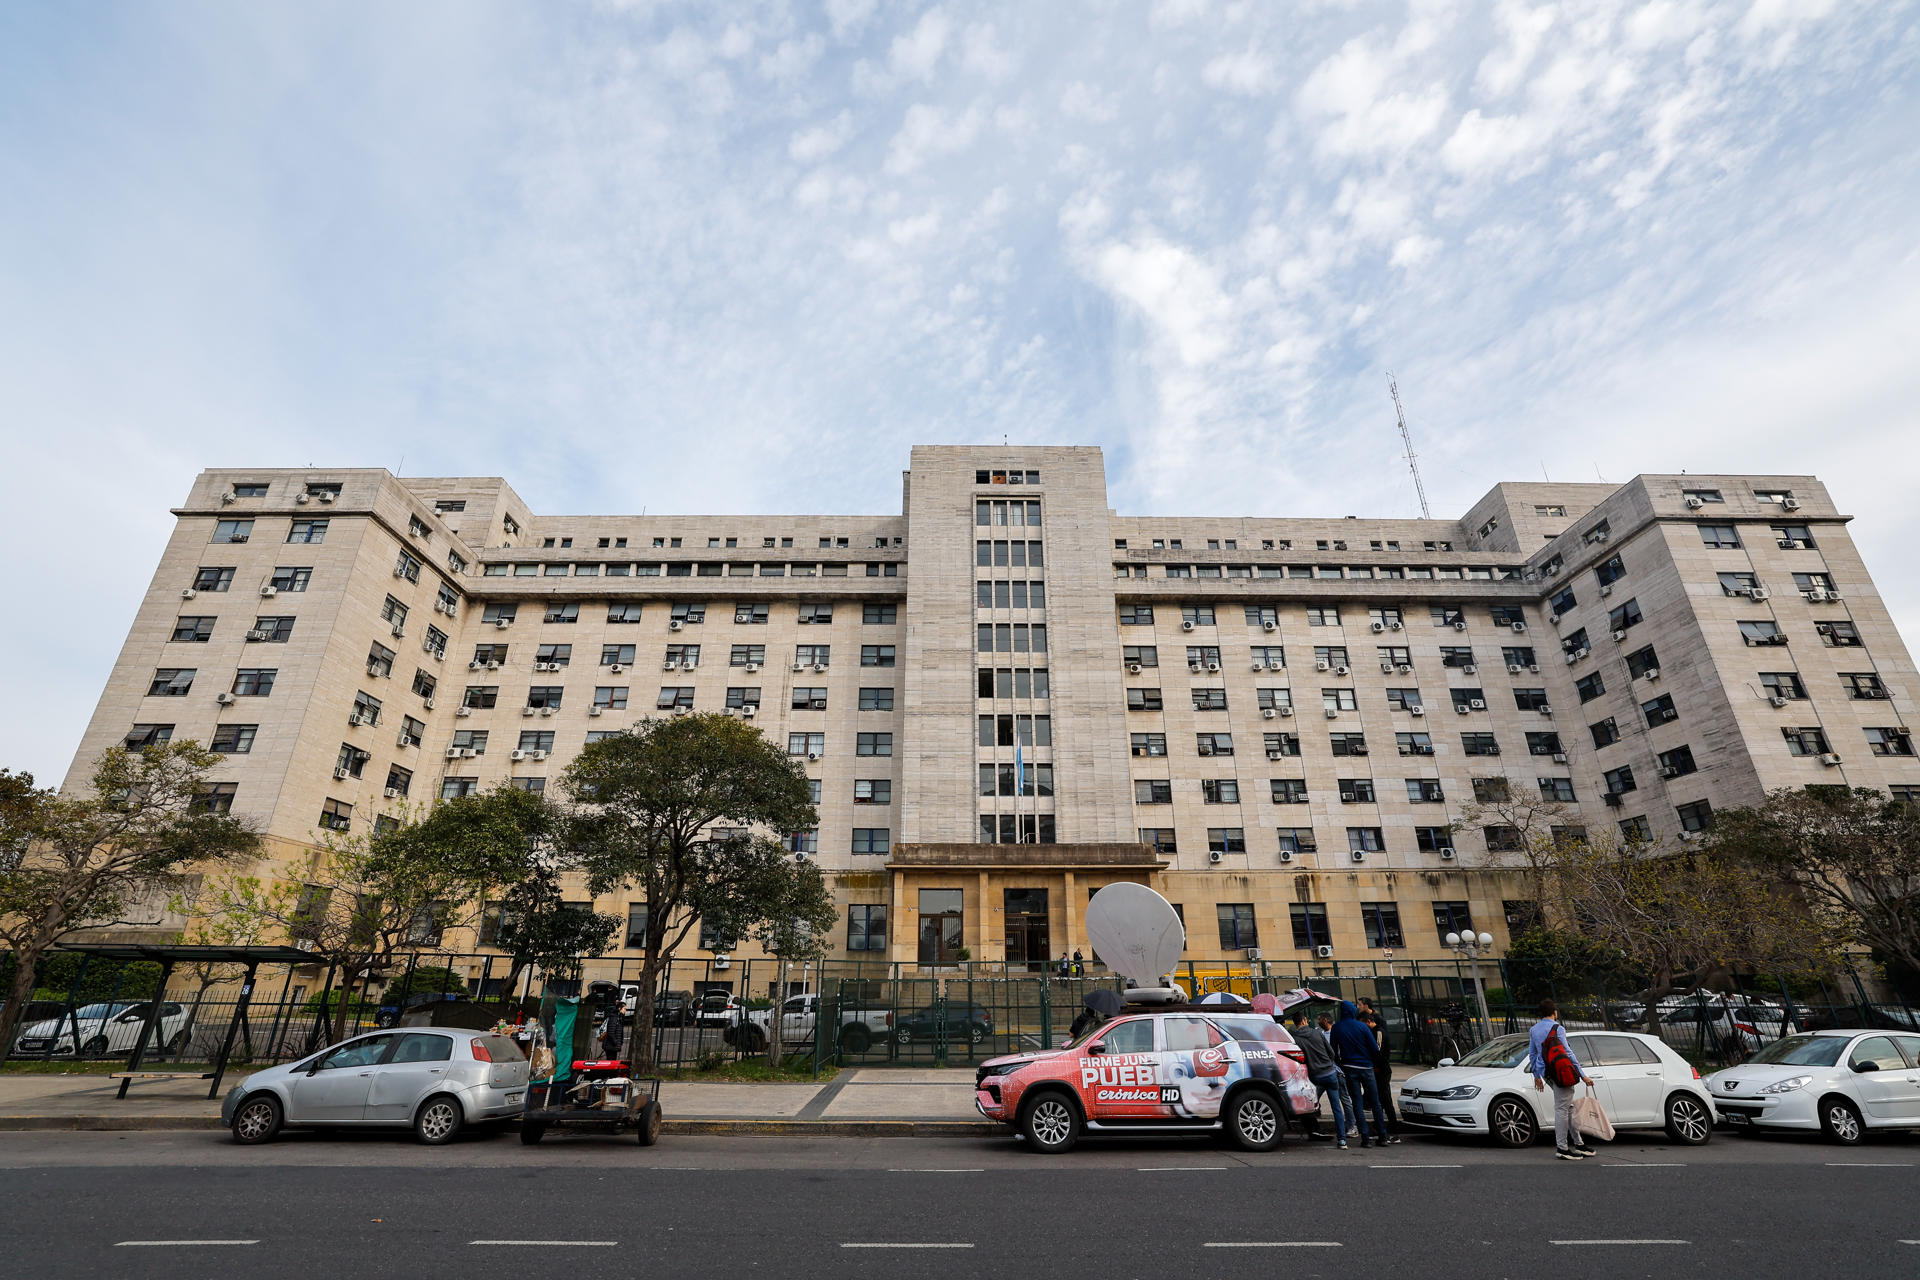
(1129, 729, 1568, 758)
(1120, 604, 1528, 629)
(208, 518, 329, 544)
(1133, 776, 1576, 806)
(479, 601, 898, 626)
(1125, 644, 1541, 671)
(1116, 563, 1521, 581)
(1208, 899, 1483, 951)
(1116, 536, 1460, 554)
(1123, 685, 1537, 714)
(482, 561, 903, 578)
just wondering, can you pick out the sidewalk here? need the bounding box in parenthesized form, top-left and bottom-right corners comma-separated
(0, 1068, 996, 1137)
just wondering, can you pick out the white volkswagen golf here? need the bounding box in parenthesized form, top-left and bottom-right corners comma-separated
(1397, 1029, 1716, 1147)
(1704, 1030, 1920, 1144)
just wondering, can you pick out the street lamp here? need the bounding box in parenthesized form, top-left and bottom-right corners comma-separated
(1445, 930, 1497, 1043)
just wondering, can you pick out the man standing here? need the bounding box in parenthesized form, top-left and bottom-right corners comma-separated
(1363, 1011, 1400, 1142)
(1330, 1001, 1391, 1148)
(1528, 998, 1595, 1160)
(1291, 1011, 1353, 1149)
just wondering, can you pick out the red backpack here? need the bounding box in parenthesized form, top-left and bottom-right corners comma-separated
(1542, 1025, 1580, 1088)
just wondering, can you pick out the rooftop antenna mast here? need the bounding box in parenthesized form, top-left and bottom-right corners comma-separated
(1388, 373, 1431, 520)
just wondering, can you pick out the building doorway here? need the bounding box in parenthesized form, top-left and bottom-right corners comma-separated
(918, 889, 965, 965)
(1003, 888, 1050, 972)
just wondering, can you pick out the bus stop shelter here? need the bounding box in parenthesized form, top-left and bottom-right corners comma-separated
(54, 943, 326, 1098)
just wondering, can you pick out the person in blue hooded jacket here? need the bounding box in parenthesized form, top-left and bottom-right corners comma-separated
(1330, 1001, 1394, 1147)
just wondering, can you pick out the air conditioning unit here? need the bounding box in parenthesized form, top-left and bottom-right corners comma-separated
(1819, 752, 1842, 766)
(1438, 847, 1456, 861)
(1511, 621, 1527, 633)
(469, 660, 484, 670)
(1398, 663, 1414, 674)
(1127, 663, 1142, 674)
(1508, 663, 1524, 674)
(1181, 620, 1196, 632)
(1278, 706, 1294, 717)
(1370, 622, 1384, 633)
(1538, 704, 1553, 715)
(1388, 621, 1403, 631)
(220, 490, 236, 504)
(663, 659, 678, 670)
(295, 492, 311, 504)
(247, 629, 271, 641)
(1611, 630, 1628, 642)
(1456, 703, 1471, 714)
(348, 713, 367, 726)
(1603, 792, 1622, 807)
(1315, 945, 1335, 959)
(421, 696, 434, 712)
(1643, 668, 1660, 681)
(392, 567, 406, 578)
(533, 662, 555, 672)
(1678, 830, 1700, 841)
(1325, 707, 1339, 719)
(1266, 748, 1283, 759)
(1685, 496, 1704, 509)
(1599, 585, 1613, 598)
(1245, 948, 1263, 961)
(1197, 743, 1214, 756)
(1208, 850, 1223, 864)
(383, 787, 401, 799)
(1409, 705, 1426, 717)
(317, 491, 335, 503)
(397, 733, 415, 747)
(1748, 586, 1770, 600)
(366, 662, 383, 677)
(509, 749, 527, 761)
(810, 698, 826, 710)
(456, 706, 472, 718)
(812, 663, 828, 672)
(1453, 620, 1467, 632)
(1469, 699, 1487, 710)
(1552, 752, 1568, 764)
(180, 587, 198, 600)
(741, 705, 756, 717)
(522, 707, 536, 717)
(486, 660, 501, 671)
(669, 620, 684, 631)
(746, 662, 761, 672)
(1548, 611, 1563, 626)
(330, 765, 350, 780)
(1769, 695, 1789, 708)
(1381, 662, 1396, 674)
(1781, 496, 1800, 510)
(1263, 621, 1278, 633)
(1803, 589, 1826, 602)
(609, 664, 626, 674)
(215, 691, 236, 705)
(1189, 662, 1204, 673)
(540, 706, 555, 717)
(1262, 708, 1277, 720)
(1350, 743, 1368, 755)
(1657, 765, 1680, 778)
(462, 747, 479, 758)
(1528, 663, 1540, 673)
(1462, 664, 1477, 675)
(806, 751, 822, 761)
(1278, 850, 1295, 864)
(1333, 664, 1350, 676)
(1316, 660, 1330, 672)
(390, 624, 405, 639)
(1590, 528, 1608, 542)
(1768, 634, 1790, 645)
(1207, 662, 1222, 673)
(445, 746, 462, 758)
(258, 584, 278, 599)
(588, 705, 604, 717)
(495, 618, 510, 629)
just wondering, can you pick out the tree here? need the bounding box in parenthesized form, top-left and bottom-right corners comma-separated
(738, 856, 836, 1066)
(1455, 773, 1585, 909)
(0, 747, 260, 1063)
(564, 713, 821, 1071)
(1709, 786, 1920, 980)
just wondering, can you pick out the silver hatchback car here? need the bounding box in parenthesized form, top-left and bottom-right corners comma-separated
(222, 1028, 530, 1145)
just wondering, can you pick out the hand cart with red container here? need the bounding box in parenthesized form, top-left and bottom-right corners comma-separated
(520, 1058, 663, 1145)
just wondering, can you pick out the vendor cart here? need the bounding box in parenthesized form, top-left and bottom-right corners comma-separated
(521, 1058, 663, 1145)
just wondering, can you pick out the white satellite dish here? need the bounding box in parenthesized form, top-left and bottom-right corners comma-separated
(1084, 883, 1186, 1002)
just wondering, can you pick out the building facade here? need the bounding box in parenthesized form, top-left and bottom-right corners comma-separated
(70, 446, 1920, 976)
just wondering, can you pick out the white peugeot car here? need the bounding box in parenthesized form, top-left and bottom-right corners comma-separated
(1704, 1030, 1920, 1144)
(221, 1028, 530, 1145)
(12, 1002, 192, 1057)
(1398, 1029, 1716, 1147)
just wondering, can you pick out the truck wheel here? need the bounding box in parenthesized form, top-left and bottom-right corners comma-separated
(1020, 1091, 1080, 1154)
(1226, 1090, 1283, 1152)
(843, 1026, 872, 1054)
(637, 1100, 662, 1146)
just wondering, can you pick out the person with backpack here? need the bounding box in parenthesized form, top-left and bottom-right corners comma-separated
(1528, 998, 1595, 1160)
(1330, 1000, 1391, 1148)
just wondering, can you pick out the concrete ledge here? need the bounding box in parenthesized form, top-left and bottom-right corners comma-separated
(0, 1113, 1003, 1138)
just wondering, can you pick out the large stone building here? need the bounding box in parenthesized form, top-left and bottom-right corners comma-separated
(71, 446, 1919, 975)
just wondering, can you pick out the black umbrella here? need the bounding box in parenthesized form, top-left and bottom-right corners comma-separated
(1083, 989, 1125, 1017)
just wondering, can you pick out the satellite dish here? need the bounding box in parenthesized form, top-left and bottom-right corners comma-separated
(1084, 883, 1185, 997)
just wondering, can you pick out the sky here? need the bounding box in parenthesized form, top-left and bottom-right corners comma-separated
(2, 0, 1916, 787)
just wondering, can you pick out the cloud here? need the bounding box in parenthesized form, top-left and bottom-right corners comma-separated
(1202, 49, 1276, 96)
(884, 100, 984, 173)
(1297, 36, 1449, 158)
(889, 8, 951, 82)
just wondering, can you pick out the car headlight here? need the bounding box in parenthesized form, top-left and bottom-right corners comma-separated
(1758, 1075, 1812, 1094)
(977, 1062, 1021, 1080)
(1431, 1085, 1481, 1100)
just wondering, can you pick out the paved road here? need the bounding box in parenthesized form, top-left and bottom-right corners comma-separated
(4, 1129, 1917, 1278)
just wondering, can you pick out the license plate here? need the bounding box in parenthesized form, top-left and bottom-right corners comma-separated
(1726, 1112, 1749, 1125)
(1401, 1101, 1424, 1114)
(506, 1092, 523, 1104)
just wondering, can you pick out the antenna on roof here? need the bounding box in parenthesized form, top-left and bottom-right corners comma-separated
(1387, 374, 1431, 520)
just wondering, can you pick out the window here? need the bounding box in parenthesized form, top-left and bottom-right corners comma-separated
(193, 783, 237, 815)
(364, 642, 395, 679)
(172, 616, 215, 643)
(1181, 605, 1217, 627)
(1576, 673, 1606, 703)
(1360, 903, 1404, 948)
(1255, 688, 1294, 713)
(213, 518, 253, 544)
(1892, 785, 1920, 808)
(1526, 731, 1562, 756)
(593, 686, 628, 710)
(1676, 799, 1714, 832)
(462, 685, 497, 710)
(231, 668, 276, 697)
(1760, 671, 1806, 701)
(1217, 903, 1259, 950)
(670, 602, 705, 624)
(1205, 827, 1247, 856)
(653, 686, 691, 711)
(542, 602, 578, 625)
(1590, 717, 1620, 748)
(1134, 827, 1176, 854)
(917, 889, 964, 965)
(595, 644, 634, 668)
(1196, 732, 1234, 757)
(795, 643, 830, 667)
(1602, 764, 1636, 796)
(1377, 646, 1410, 668)
(606, 602, 643, 625)
(1481, 824, 1522, 852)
(1126, 688, 1164, 711)
(1395, 731, 1434, 756)
(1404, 778, 1444, 804)
(1135, 779, 1173, 805)
(851, 778, 893, 806)
(1772, 524, 1816, 549)
(724, 687, 760, 710)
(1432, 901, 1473, 941)
(1306, 607, 1340, 627)
(1201, 779, 1240, 804)
(859, 687, 894, 711)
(288, 520, 328, 544)
(851, 828, 890, 855)
(1330, 732, 1367, 756)
(1275, 828, 1316, 856)
(1289, 903, 1329, 949)
(1865, 727, 1915, 757)
(1271, 779, 1309, 805)
(1342, 827, 1383, 854)
(125, 723, 175, 748)
(1513, 687, 1550, 712)
(1621, 645, 1658, 680)
(481, 603, 518, 627)
(1641, 694, 1678, 727)
(1461, 732, 1500, 756)
(1192, 688, 1228, 712)
(209, 723, 256, 754)
(1413, 826, 1449, 853)
(1657, 745, 1697, 776)
(393, 551, 421, 583)
(861, 645, 896, 667)
(1324, 688, 1358, 712)
(1607, 599, 1643, 633)
(1448, 688, 1484, 713)
(1593, 553, 1626, 587)
(1119, 605, 1154, 626)
(856, 732, 893, 757)
(735, 603, 770, 625)
(262, 566, 312, 595)
(318, 798, 352, 832)
(1699, 524, 1740, 549)
(349, 690, 381, 724)
(1548, 586, 1576, 615)
(860, 603, 898, 625)
(787, 732, 825, 757)
(1245, 605, 1279, 627)
(192, 566, 235, 593)
(534, 643, 571, 668)
(848, 904, 887, 951)
(1129, 732, 1167, 758)
(1338, 779, 1376, 804)
(1122, 645, 1159, 668)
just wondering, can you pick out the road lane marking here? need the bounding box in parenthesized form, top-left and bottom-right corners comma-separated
(471, 1241, 617, 1247)
(1137, 1166, 1228, 1171)
(1370, 1164, 1462, 1169)
(1606, 1163, 1686, 1168)
(1827, 1162, 1913, 1168)
(887, 1168, 984, 1172)
(1205, 1242, 1342, 1248)
(116, 1241, 258, 1247)
(1551, 1240, 1690, 1246)
(841, 1243, 974, 1249)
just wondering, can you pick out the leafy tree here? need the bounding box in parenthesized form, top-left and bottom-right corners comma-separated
(738, 855, 836, 1066)
(1455, 774, 1585, 909)
(0, 748, 259, 1063)
(1709, 786, 1920, 980)
(564, 714, 823, 1071)
(1503, 926, 1640, 1005)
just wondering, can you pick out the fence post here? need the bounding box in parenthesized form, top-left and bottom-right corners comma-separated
(1039, 980, 1052, 1051)
(50, 953, 92, 1061)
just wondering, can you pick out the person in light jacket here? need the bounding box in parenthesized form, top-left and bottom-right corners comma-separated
(1527, 998, 1595, 1160)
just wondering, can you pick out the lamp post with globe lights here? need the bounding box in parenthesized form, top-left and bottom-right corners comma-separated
(1446, 930, 1497, 1044)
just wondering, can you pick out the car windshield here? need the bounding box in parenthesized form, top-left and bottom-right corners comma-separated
(1453, 1034, 1532, 1068)
(69, 1004, 127, 1019)
(1746, 1035, 1846, 1067)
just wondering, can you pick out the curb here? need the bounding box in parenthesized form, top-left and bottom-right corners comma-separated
(0, 1114, 1001, 1138)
